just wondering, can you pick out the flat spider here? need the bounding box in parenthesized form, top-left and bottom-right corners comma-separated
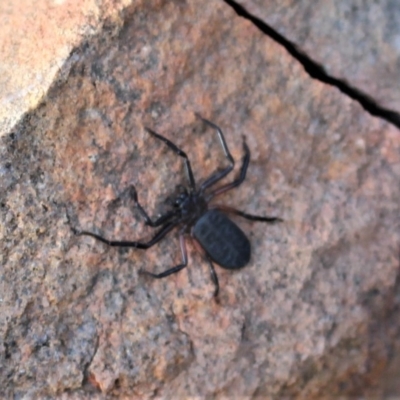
(76, 113, 282, 297)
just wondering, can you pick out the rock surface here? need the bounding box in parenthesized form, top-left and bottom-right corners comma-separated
(1, 0, 400, 398)
(235, 0, 400, 116)
(0, 0, 131, 136)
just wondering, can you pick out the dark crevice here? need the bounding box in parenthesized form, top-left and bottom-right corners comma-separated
(224, 0, 400, 129)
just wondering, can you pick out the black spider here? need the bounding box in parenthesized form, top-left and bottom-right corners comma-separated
(76, 114, 282, 297)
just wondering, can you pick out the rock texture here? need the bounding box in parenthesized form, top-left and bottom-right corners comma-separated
(0, 0, 131, 136)
(1, 0, 400, 398)
(235, 0, 400, 116)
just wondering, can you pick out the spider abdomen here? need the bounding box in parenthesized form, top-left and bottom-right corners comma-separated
(192, 209, 251, 269)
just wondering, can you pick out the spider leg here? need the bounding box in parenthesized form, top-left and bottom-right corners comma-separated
(195, 114, 235, 192)
(76, 221, 177, 249)
(127, 185, 177, 227)
(205, 255, 220, 297)
(207, 136, 250, 200)
(191, 236, 220, 298)
(140, 229, 188, 278)
(212, 205, 283, 223)
(145, 127, 196, 192)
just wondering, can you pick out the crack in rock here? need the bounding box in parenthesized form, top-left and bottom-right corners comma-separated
(223, 0, 400, 129)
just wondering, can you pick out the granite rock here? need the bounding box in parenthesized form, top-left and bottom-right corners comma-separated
(0, 0, 399, 398)
(235, 0, 400, 116)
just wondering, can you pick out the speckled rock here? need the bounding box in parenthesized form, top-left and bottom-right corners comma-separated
(235, 0, 400, 115)
(0, 0, 132, 137)
(1, 0, 400, 398)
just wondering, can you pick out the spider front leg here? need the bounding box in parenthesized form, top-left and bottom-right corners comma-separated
(195, 114, 235, 192)
(145, 127, 197, 192)
(207, 135, 250, 200)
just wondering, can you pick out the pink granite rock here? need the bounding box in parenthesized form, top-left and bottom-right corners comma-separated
(0, 0, 132, 136)
(0, 0, 399, 398)
(234, 0, 400, 116)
